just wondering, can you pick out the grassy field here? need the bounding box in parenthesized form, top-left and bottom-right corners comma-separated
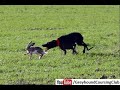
(0, 5, 119, 85)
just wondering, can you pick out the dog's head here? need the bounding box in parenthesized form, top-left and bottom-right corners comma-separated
(42, 40, 57, 51)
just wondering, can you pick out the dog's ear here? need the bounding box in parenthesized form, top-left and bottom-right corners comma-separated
(42, 44, 46, 47)
(51, 40, 56, 42)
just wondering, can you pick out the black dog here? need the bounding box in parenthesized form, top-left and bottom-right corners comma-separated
(42, 32, 93, 55)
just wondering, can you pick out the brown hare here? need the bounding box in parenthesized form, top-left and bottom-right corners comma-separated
(24, 41, 47, 59)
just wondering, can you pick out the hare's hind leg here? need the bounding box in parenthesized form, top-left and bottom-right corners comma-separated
(39, 54, 43, 59)
(29, 53, 32, 59)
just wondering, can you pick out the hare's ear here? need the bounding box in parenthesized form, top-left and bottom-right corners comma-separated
(29, 42, 35, 46)
(30, 41, 32, 43)
(28, 41, 32, 45)
(32, 43, 35, 46)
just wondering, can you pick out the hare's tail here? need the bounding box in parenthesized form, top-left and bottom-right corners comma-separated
(43, 51, 48, 54)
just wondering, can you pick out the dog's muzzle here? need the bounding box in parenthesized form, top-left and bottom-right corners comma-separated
(45, 47, 49, 52)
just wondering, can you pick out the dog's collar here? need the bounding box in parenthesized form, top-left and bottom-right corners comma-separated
(56, 39, 60, 46)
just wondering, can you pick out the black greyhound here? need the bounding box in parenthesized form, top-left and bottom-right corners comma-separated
(42, 32, 93, 55)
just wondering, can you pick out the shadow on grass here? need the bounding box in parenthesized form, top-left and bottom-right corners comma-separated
(26, 27, 64, 31)
(86, 52, 119, 57)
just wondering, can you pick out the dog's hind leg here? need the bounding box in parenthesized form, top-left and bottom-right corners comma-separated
(76, 41, 86, 53)
(83, 46, 86, 53)
(81, 42, 88, 53)
(82, 42, 93, 53)
(76, 40, 93, 53)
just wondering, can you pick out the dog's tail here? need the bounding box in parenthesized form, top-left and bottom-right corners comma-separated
(82, 42, 93, 51)
(76, 38, 93, 52)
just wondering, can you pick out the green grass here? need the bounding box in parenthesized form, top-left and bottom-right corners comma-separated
(0, 5, 119, 85)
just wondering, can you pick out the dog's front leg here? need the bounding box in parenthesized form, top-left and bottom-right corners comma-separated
(63, 49, 67, 55)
